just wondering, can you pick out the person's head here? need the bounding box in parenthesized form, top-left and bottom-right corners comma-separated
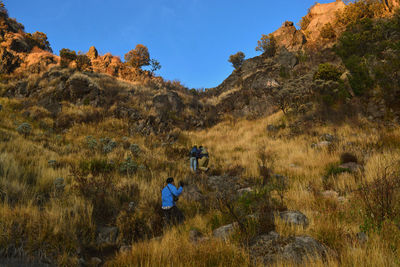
(199, 146, 203, 149)
(166, 177, 174, 184)
(193, 145, 197, 148)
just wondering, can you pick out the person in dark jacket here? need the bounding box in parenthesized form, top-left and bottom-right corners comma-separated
(161, 177, 184, 225)
(189, 146, 199, 172)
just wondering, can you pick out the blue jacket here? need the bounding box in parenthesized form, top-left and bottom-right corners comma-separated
(162, 184, 183, 207)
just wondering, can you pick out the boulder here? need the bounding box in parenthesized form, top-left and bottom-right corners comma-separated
(66, 73, 100, 101)
(279, 211, 309, 228)
(213, 223, 237, 240)
(356, 232, 368, 245)
(271, 21, 306, 51)
(320, 133, 334, 142)
(89, 257, 102, 266)
(276, 47, 298, 68)
(338, 162, 362, 173)
(301, 1, 346, 42)
(153, 91, 184, 116)
(119, 245, 132, 253)
(251, 232, 332, 265)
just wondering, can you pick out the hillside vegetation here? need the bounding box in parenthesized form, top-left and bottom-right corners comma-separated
(0, 0, 400, 266)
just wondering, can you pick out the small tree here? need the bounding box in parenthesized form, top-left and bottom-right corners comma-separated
(255, 34, 277, 57)
(26, 32, 52, 52)
(59, 48, 77, 67)
(228, 51, 245, 70)
(124, 44, 150, 69)
(150, 58, 161, 74)
(76, 54, 92, 71)
(0, 1, 8, 18)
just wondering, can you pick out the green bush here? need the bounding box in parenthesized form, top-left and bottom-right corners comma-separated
(320, 23, 336, 40)
(59, 48, 77, 67)
(25, 32, 52, 52)
(16, 122, 32, 136)
(228, 51, 245, 70)
(255, 34, 277, 57)
(313, 63, 342, 81)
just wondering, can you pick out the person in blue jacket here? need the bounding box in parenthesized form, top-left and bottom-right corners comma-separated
(161, 177, 184, 225)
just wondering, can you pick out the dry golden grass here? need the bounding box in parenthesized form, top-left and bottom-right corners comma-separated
(1, 95, 400, 266)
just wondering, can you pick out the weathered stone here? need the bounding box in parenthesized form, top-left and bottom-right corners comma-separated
(271, 21, 306, 51)
(280, 211, 309, 228)
(213, 223, 237, 240)
(251, 233, 332, 265)
(276, 47, 298, 68)
(338, 162, 362, 173)
(153, 91, 184, 116)
(87, 46, 99, 59)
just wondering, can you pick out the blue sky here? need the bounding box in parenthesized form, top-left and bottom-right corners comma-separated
(6, 0, 334, 89)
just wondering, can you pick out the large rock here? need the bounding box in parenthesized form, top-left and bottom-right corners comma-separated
(251, 232, 332, 265)
(279, 211, 309, 228)
(301, 1, 346, 42)
(276, 47, 298, 68)
(87, 46, 99, 59)
(153, 91, 184, 116)
(66, 73, 100, 101)
(271, 21, 306, 51)
(338, 162, 362, 173)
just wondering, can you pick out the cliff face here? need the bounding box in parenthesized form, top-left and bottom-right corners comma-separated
(302, 0, 346, 42)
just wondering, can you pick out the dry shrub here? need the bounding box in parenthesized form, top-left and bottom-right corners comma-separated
(340, 152, 358, 164)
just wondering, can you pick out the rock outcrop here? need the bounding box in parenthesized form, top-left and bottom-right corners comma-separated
(271, 21, 306, 52)
(301, 0, 346, 43)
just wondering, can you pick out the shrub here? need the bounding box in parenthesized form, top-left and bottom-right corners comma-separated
(16, 122, 32, 136)
(119, 157, 138, 176)
(116, 211, 151, 244)
(124, 44, 150, 69)
(25, 32, 52, 52)
(79, 158, 115, 176)
(357, 159, 400, 231)
(76, 54, 91, 71)
(150, 58, 161, 74)
(100, 137, 117, 154)
(255, 34, 277, 57)
(59, 48, 77, 67)
(129, 144, 141, 156)
(320, 23, 336, 40)
(313, 63, 342, 81)
(340, 152, 358, 164)
(228, 51, 245, 70)
(86, 135, 97, 150)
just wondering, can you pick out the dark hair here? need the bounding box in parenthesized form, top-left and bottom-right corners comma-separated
(166, 177, 174, 184)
